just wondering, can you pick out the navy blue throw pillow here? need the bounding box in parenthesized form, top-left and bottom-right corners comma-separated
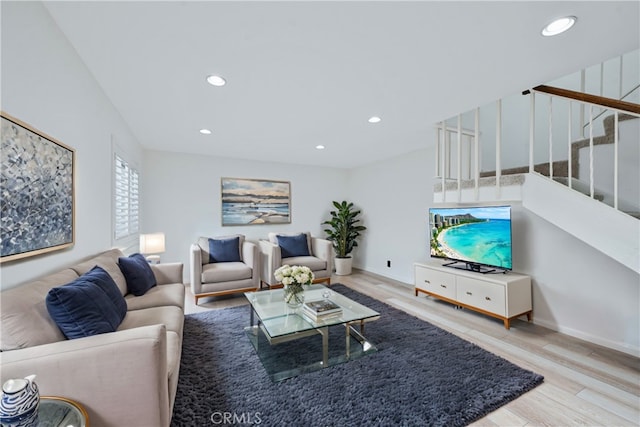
(277, 234, 310, 258)
(118, 253, 157, 296)
(83, 266, 127, 322)
(208, 237, 241, 263)
(46, 277, 123, 340)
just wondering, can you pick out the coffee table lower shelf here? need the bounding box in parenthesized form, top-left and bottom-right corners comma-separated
(244, 321, 377, 382)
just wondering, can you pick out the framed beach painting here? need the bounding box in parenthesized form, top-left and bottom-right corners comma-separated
(1, 112, 75, 263)
(221, 177, 291, 226)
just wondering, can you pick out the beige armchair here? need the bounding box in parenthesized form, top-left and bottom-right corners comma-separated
(190, 235, 259, 304)
(259, 232, 333, 289)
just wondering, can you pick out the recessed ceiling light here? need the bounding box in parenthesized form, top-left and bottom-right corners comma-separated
(316, 145, 325, 150)
(206, 75, 226, 86)
(368, 116, 381, 124)
(199, 129, 212, 135)
(542, 16, 577, 36)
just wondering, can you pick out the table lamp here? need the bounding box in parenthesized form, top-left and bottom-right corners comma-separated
(139, 232, 165, 264)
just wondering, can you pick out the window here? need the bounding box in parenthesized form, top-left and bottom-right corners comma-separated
(114, 153, 139, 241)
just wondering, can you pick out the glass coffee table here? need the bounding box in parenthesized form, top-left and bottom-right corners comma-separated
(244, 284, 380, 381)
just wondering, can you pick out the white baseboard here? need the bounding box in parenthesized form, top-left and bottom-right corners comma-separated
(533, 318, 640, 358)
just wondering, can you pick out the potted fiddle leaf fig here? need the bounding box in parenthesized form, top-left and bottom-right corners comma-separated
(322, 200, 367, 275)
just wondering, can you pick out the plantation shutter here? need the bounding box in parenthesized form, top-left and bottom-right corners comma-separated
(114, 153, 139, 240)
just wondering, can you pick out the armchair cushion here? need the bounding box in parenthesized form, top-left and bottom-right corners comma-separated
(198, 235, 245, 264)
(201, 262, 252, 283)
(277, 233, 310, 258)
(118, 253, 157, 296)
(208, 236, 242, 263)
(268, 232, 312, 254)
(283, 256, 326, 272)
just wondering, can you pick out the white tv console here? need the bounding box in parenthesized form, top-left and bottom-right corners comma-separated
(414, 262, 532, 329)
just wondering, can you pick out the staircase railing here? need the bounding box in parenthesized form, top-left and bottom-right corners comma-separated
(530, 85, 640, 115)
(526, 87, 639, 212)
(584, 83, 640, 127)
(435, 50, 640, 219)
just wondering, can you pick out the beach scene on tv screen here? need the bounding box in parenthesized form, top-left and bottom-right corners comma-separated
(429, 206, 512, 270)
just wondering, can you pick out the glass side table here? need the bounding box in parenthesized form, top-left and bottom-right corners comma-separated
(37, 396, 89, 427)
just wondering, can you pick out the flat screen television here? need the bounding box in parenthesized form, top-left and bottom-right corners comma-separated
(429, 205, 512, 273)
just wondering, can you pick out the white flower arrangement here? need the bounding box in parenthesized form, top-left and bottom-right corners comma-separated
(275, 265, 315, 306)
(274, 264, 315, 287)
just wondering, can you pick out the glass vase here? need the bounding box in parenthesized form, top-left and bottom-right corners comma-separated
(283, 284, 305, 309)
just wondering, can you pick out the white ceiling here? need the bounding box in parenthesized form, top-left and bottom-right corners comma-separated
(43, 1, 639, 169)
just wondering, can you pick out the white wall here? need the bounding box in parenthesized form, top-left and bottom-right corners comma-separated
(141, 150, 348, 280)
(1, 2, 142, 289)
(347, 149, 433, 283)
(518, 207, 639, 355)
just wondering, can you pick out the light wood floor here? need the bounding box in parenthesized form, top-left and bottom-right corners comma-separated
(185, 270, 640, 426)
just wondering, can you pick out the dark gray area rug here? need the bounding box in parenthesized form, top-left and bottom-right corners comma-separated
(171, 285, 543, 427)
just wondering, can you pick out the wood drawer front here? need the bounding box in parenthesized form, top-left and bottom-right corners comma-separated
(415, 267, 456, 300)
(456, 277, 505, 316)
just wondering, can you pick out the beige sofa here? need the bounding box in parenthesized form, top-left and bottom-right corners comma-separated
(0, 249, 185, 427)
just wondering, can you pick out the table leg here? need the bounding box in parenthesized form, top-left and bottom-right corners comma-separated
(318, 327, 329, 367)
(346, 323, 351, 358)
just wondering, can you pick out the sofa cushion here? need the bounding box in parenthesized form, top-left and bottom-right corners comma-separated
(198, 235, 244, 264)
(118, 253, 157, 296)
(46, 275, 124, 339)
(71, 248, 128, 296)
(277, 233, 311, 258)
(125, 283, 185, 311)
(201, 262, 252, 283)
(0, 269, 79, 351)
(118, 305, 184, 338)
(208, 236, 241, 263)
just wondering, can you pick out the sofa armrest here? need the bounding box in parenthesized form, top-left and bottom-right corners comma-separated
(189, 244, 203, 294)
(0, 325, 170, 427)
(312, 237, 333, 274)
(151, 262, 184, 286)
(258, 240, 281, 286)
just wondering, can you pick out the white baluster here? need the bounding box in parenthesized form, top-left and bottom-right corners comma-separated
(589, 105, 594, 199)
(529, 92, 535, 173)
(474, 107, 480, 201)
(496, 99, 502, 198)
(457, 114, 462, 202)
(614, 111, 619, 210)
(549, 96, 553, 180)
(568, 102, 573, 190)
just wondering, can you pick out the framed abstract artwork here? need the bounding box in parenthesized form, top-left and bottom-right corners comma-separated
(221, 177, 291, 226)
(1, 112, 75, 263)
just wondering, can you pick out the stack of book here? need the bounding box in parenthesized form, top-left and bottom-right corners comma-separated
(302, 299, 342, 321)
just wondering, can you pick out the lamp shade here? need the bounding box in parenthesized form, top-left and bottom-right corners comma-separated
(140, 233, 165, 254)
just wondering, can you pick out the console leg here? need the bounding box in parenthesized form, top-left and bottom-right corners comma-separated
(503, 318, 511, 329)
